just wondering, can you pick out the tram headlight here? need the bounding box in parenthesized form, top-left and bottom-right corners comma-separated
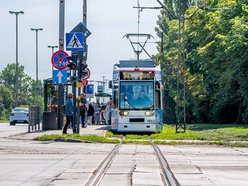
(145, 111, 154, 116)
(119, 111, 129, 116)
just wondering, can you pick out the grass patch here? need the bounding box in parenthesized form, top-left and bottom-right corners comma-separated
(105, 130, 124, 138)
(35, 124, 248, 147)
(0, 120, 9, 123)
(106, 124, 248, 142)
(35, 134, 119, 143)
(151, 125, 203, 140)
(188, 124, 248, 141)
(154, 140, 248, 148)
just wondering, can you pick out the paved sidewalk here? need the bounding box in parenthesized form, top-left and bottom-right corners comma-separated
(7, 124, 110, 140)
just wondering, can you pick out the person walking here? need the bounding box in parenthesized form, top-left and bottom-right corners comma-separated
(62, 93, 73, 134)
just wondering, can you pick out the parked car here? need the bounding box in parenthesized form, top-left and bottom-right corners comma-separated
(9, 107, 29, 125)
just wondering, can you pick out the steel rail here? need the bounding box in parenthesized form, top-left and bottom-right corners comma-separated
(85, 140, 122, 186)
(150, 138, 180, 186)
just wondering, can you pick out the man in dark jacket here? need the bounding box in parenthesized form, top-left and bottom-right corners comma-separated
(62, 93, 73, 134)
(80, 93, 88, 128)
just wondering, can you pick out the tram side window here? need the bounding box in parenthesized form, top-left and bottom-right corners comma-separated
(155, 81, 161, 109)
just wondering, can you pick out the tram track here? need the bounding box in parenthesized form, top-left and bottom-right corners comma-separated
(150, 138, 180, 186)
(85, 137, 179, 186)
(85, 139, 122, 186)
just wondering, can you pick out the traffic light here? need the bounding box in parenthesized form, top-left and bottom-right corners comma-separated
(67, 54, 78, 70)
(79, 61, 88, 79)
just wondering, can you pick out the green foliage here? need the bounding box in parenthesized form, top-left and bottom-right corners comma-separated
(0, 85, 14, 119)
(157, 0, 248, 123)
(0, 63, 44, 119)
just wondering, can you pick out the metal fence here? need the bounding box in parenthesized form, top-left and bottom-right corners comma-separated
(28, 106, 40, 132)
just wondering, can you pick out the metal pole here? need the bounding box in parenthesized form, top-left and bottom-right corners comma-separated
(36, 31, 38, 93)
(48, 45, 58, 76)
(59, 0, 65, 50)
(9, 11, 24, 106)
(83, 0, 87, 27)
(15, 14, 19, 104)
(31, 28, 42, 131)
(76, 0, 88, 133)
(58, 0, 65, 130)
(48, 45, 58, 55)
(31, 28, 43, 106)
(175, 0, 186, 133)
(73, 71, 77, 133)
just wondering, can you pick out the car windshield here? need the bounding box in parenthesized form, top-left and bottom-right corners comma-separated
(119, 81, 154, 110)
(14, 108, 28, 112)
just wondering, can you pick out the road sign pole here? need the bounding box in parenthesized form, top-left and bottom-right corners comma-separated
(72, 70, 78, 134)
(58, 0, 65, 130)
(77, 55, 81, 134)
(77, 0, 87, 133)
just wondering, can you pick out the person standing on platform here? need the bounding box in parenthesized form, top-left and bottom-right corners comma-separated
(87, 103, 94, 125)
(106, 98, 112, 125)
(62, 93, 73, 134)
(94, 102, 101, 125)
(80, 93, 88, 128)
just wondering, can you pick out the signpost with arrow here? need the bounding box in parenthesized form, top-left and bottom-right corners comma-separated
(52, 70, 67, 84)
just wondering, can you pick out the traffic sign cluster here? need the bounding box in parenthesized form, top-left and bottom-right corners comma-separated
(51, 23, 91, 85)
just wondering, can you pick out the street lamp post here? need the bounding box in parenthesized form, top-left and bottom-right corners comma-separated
(47, 45, 58, 55)
(48, 45, 58, 73)
(9, 11, 24, 105)
(31, 28, 43, 106)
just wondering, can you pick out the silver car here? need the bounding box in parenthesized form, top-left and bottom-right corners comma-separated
(9, 107, 29, 125)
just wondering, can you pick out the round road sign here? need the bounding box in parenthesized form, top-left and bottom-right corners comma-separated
(51, 50, 69, 70)
(81, 67, 91, 81)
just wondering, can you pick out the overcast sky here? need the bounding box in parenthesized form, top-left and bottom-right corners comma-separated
(0, 0, 161, 82)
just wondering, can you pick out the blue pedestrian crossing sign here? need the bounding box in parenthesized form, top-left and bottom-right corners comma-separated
(53, 70, 67, 84)
(66, 33, 84, 51)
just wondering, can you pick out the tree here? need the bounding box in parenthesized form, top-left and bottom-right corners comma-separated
(0, 85, 14, 120)
(0, 63, 44, 119)
(156, 0, 248, 123)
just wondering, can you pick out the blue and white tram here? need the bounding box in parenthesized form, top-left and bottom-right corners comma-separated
(110, 60, 163, 132)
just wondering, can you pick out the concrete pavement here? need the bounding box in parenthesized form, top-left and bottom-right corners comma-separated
(1, 123, 248, 185)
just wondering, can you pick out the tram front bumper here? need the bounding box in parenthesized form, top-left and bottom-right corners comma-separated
(117, 123, 158, 132)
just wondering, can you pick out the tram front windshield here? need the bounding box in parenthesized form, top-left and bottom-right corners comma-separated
(120, 81, 154, 110)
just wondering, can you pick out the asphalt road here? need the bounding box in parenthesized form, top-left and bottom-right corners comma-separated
(0, 123, 248, 186)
